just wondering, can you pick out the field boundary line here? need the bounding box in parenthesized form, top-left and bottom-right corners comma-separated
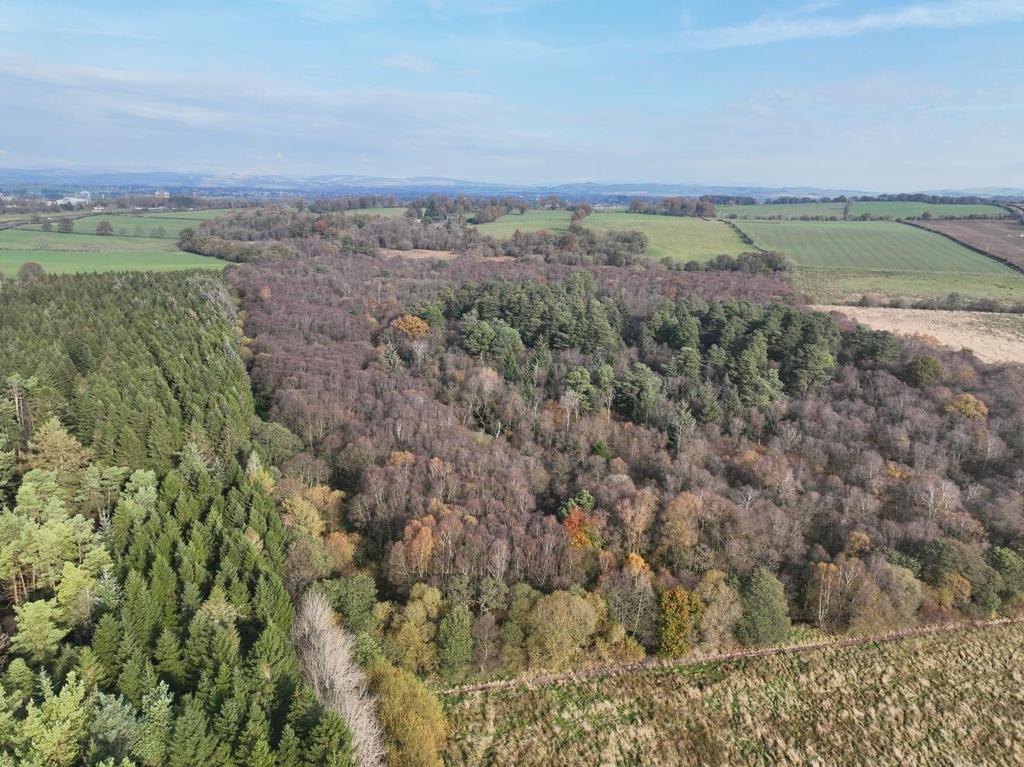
(440, 616, 1024, 697)
(719, 218, 766, 253)
(901, 219, 1024, 276)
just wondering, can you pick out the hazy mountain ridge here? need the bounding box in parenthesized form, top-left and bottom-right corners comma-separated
(1, 167, 1021, 200)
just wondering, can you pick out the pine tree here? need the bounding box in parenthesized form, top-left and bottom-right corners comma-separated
(155, 627, 187, 688)
(134, 681, 174, 767)
(11, 599, 68, 665)
(437, 604, 473, 677)
(275, 724, 303, 767)
(91, 613, 122, 689)
(169, 697, 219, 767)
(18, 672, 89, 767)
(736, 568, 791, 647)
(306, 713, 357, 767)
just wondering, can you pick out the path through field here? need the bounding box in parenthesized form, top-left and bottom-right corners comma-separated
(441, 616, 1022, 697)
(811, 305, 1024, 364)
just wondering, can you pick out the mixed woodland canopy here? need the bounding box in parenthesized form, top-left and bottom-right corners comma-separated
(2, 197, 1024, 766)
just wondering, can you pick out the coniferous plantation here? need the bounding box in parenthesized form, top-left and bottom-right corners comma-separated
(0, 271, 434, 766)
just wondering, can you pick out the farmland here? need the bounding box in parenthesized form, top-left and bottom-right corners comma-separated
(473, 209, 573, 237)
(914, 218, 1024, 272)
(443, 622, 1024, 767)
(733, 219, 1012, 273)
(353, 205, 408, 217)
(20, 214, 188, 239)
(795, 267, 1024, 305)
(0, 219, 224, 274)
(852, 200, 1009, 219)
(475, 210, 752, 262)
(719, 201, 847, 219)
(719, 201, 1008, 220)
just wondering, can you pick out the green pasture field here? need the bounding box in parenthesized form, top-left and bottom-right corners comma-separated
(474, 209, 573, 237)
(733, 219, 1013, 273)
(19, 215, 193, 239)
(0, 226, 223, 274)
(794, 268, 1024, 305)
(587, 211, 751, 261)
(353, 206, 407, 217)
(474, 210, 750, 262)
(19, 209, 235, 239)
(145, 208, 235, 220)
(719, 202, 847, 219)
(851, 201, 1009, 218)
(719, 201, 1008, 220)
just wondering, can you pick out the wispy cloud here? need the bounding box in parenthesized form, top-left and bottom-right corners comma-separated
(272, 0, 554, 22)
(425, 0, 556, 15)
(267, 0, 380, 23)
(686, 0, 1024, 49)
(380, 53, 436, 73)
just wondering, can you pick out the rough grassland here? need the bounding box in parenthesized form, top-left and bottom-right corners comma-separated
(720, 201, 1008, 219)
(734, 220, 1013, 273)
(443, 623, 1024, 767)
(475, 210, 751, 262)
(812, 305, 1024, 364)
(0, 227, 221, 274)
(794, 267, 1024, 305)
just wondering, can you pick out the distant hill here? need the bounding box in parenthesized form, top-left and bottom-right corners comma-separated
(1, 167, 1021, 201)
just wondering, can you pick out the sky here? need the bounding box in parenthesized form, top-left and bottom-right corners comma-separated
(0, 0, 1022, 190)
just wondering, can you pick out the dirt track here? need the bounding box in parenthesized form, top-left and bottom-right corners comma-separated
(812, 305, 1024, 364)
(441, 617, 1024, 697)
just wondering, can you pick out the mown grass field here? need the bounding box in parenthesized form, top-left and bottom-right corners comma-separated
(734, 219, 1012, 273)
(475, 210, 751, 262)
(443, 623, 1024, 767)
(0, 224, 223, 274)
(145, 208, 236, 220)
(474, 209, 573, 237)
(720, 201, 1008, 219)
(853, 201, 1009, 218)
(354, 206, 408, 217)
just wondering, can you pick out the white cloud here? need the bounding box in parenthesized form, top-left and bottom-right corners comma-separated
(380, 53, 436, 73)
(686, 0, 1024, 49)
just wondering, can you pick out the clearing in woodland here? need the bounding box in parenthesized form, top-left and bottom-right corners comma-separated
(475, 210, 750, 262)
(811, 305, 1024, 364)
(443, 622, 1024, 767)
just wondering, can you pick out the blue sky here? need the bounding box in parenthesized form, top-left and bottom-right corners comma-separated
(1, 0, 1022, 190)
